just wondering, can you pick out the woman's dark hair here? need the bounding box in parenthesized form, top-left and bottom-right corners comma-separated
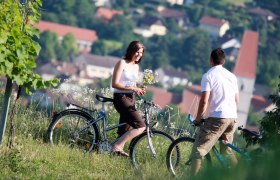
(124, 41, 145, 64)
(210, 48, 225, 65)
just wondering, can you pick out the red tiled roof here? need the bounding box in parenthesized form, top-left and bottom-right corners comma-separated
(159, 8, 186, 18)
(251, 95, 271, 112)
(34, 21, 98, 43)
(147, 86, 172, 108)
(161, 67, 187, 79)
(57, 62, 78, 76)
(248, 7, 278, 18)
(96, 7, 123, 21)
(179, 85, 201, 115)
(233, 30, 259, 79)
(199, 16, 228, 27)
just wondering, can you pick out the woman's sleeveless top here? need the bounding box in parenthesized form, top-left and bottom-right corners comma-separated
(113, 60, 139, 93)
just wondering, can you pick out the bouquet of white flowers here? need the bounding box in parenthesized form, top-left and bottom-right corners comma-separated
(138, 69, 158, 88)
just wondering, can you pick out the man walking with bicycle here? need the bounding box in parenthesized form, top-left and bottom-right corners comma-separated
(191, 48, 239, 176)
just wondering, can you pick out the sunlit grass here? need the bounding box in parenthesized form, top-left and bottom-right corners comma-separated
(0, 94, 280, 179)
(222, 0, 252, 5)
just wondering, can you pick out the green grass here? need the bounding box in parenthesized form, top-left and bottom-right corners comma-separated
(0, 96, 280, 179)
(222, 0, 252, 5)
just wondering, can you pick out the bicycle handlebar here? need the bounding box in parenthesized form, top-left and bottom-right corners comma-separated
(187, 114, 206, 126)
(135, 93, 161, 108)
(238, 126, 262, 140)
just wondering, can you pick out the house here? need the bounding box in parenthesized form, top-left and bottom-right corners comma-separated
(143, 2, 162, 11)
(251, 95, 272, 114)
(248, 7, 278, 21)
(56, 62, 79, 77)
(155, 67, 189, 89)
(134, 16, 167, 37)
(185, 0, 194, 5)
(233, 30, 259, 127)
(178, 85, 201, 115)
(167, 0, 185, 6)
(35, 21, 98, 53)
(146, 86, 173, 108)
(95, 7, 123, 23)
(158, 7, 189, 28)
(199, 16, 230, 38)
(35, 62, 62, 81)
(94, 0, 111, 7)
(220, 38, 241, 62)
(74, 54, 119, 85)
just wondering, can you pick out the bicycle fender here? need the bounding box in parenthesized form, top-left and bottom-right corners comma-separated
(52, 109, 92, 122)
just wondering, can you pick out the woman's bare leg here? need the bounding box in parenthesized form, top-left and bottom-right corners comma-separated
(112, 127, 145, 150)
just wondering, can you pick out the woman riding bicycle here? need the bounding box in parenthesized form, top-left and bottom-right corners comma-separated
(111, 41, 146, 157)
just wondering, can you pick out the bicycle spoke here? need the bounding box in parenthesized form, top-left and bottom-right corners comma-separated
(48, 111, 99, 152)
(131, 131, 174, 169)
(167, 137, 194, 178)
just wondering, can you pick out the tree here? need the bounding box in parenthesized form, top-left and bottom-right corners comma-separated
(60, 33, 79, 61)
(254, 0, 280, 14)
(259, 76, 280, 149)
(74, 0, 95, 27)
(0, 0, 59, 145)
(107, 15, 136, 44)
(257, 59, 280, 89)
(182, 30, 212, 70)
(37, 31, 59, 64)
(38, 32, 78, 62)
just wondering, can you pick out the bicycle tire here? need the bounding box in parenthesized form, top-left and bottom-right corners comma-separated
(130, 130, 177, 169)
(166, 137, 211, 177)
(47, 109, 100, 152)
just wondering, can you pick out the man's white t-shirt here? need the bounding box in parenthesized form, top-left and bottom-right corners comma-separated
(201, 65, 238, 118)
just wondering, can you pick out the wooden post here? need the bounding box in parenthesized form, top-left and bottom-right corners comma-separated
(0, 77, 13, 145)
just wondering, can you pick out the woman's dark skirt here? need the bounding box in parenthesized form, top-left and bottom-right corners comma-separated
(113, 93, 145, 136)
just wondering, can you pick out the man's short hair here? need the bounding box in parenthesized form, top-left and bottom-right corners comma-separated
(210, 48, 225, 65)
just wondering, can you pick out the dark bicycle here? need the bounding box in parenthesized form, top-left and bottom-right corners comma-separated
(166, 114, 262, 177)
(47, 94, 178, 168)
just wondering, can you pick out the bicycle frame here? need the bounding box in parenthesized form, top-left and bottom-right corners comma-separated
(212, 139, 250, 167)
(187, 114, 257, 166)
(73, 94, 159, 153)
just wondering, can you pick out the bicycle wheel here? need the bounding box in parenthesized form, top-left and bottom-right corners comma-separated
(130, 130, 177, 169)
(47, 110, 100, 152)
(166, 137, 211, 177)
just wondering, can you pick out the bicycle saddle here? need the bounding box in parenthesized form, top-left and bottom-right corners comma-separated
(96, 94, 113, 103)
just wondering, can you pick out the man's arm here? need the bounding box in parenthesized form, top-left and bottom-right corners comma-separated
(194, 91, 210, 125)
(235, 93, 240, 105)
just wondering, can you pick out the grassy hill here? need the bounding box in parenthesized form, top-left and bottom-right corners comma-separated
(0, 95, 279, 179)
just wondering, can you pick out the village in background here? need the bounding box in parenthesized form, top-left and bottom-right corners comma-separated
(1, 0, 279, 131)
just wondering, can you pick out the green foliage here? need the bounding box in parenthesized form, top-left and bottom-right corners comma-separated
(168, 85, 185, 95)
(42, 0, 95, 27)
(59, 33, 79, 60)
(37, 31, 58, 63)
(259, 76, 280, 149)
(0, 0, 59, 93)
(38, 31, 78, 62)
(185, 4, 203, 24)
(247, 106, 261, 126)
(179, 29, 212, 72)
(143, 91, 153, 101)
(94, 77, 112, 89)
(254, 0, 280, 14)
(92, 40, 123, 56)
(0, 90, 280, 179)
